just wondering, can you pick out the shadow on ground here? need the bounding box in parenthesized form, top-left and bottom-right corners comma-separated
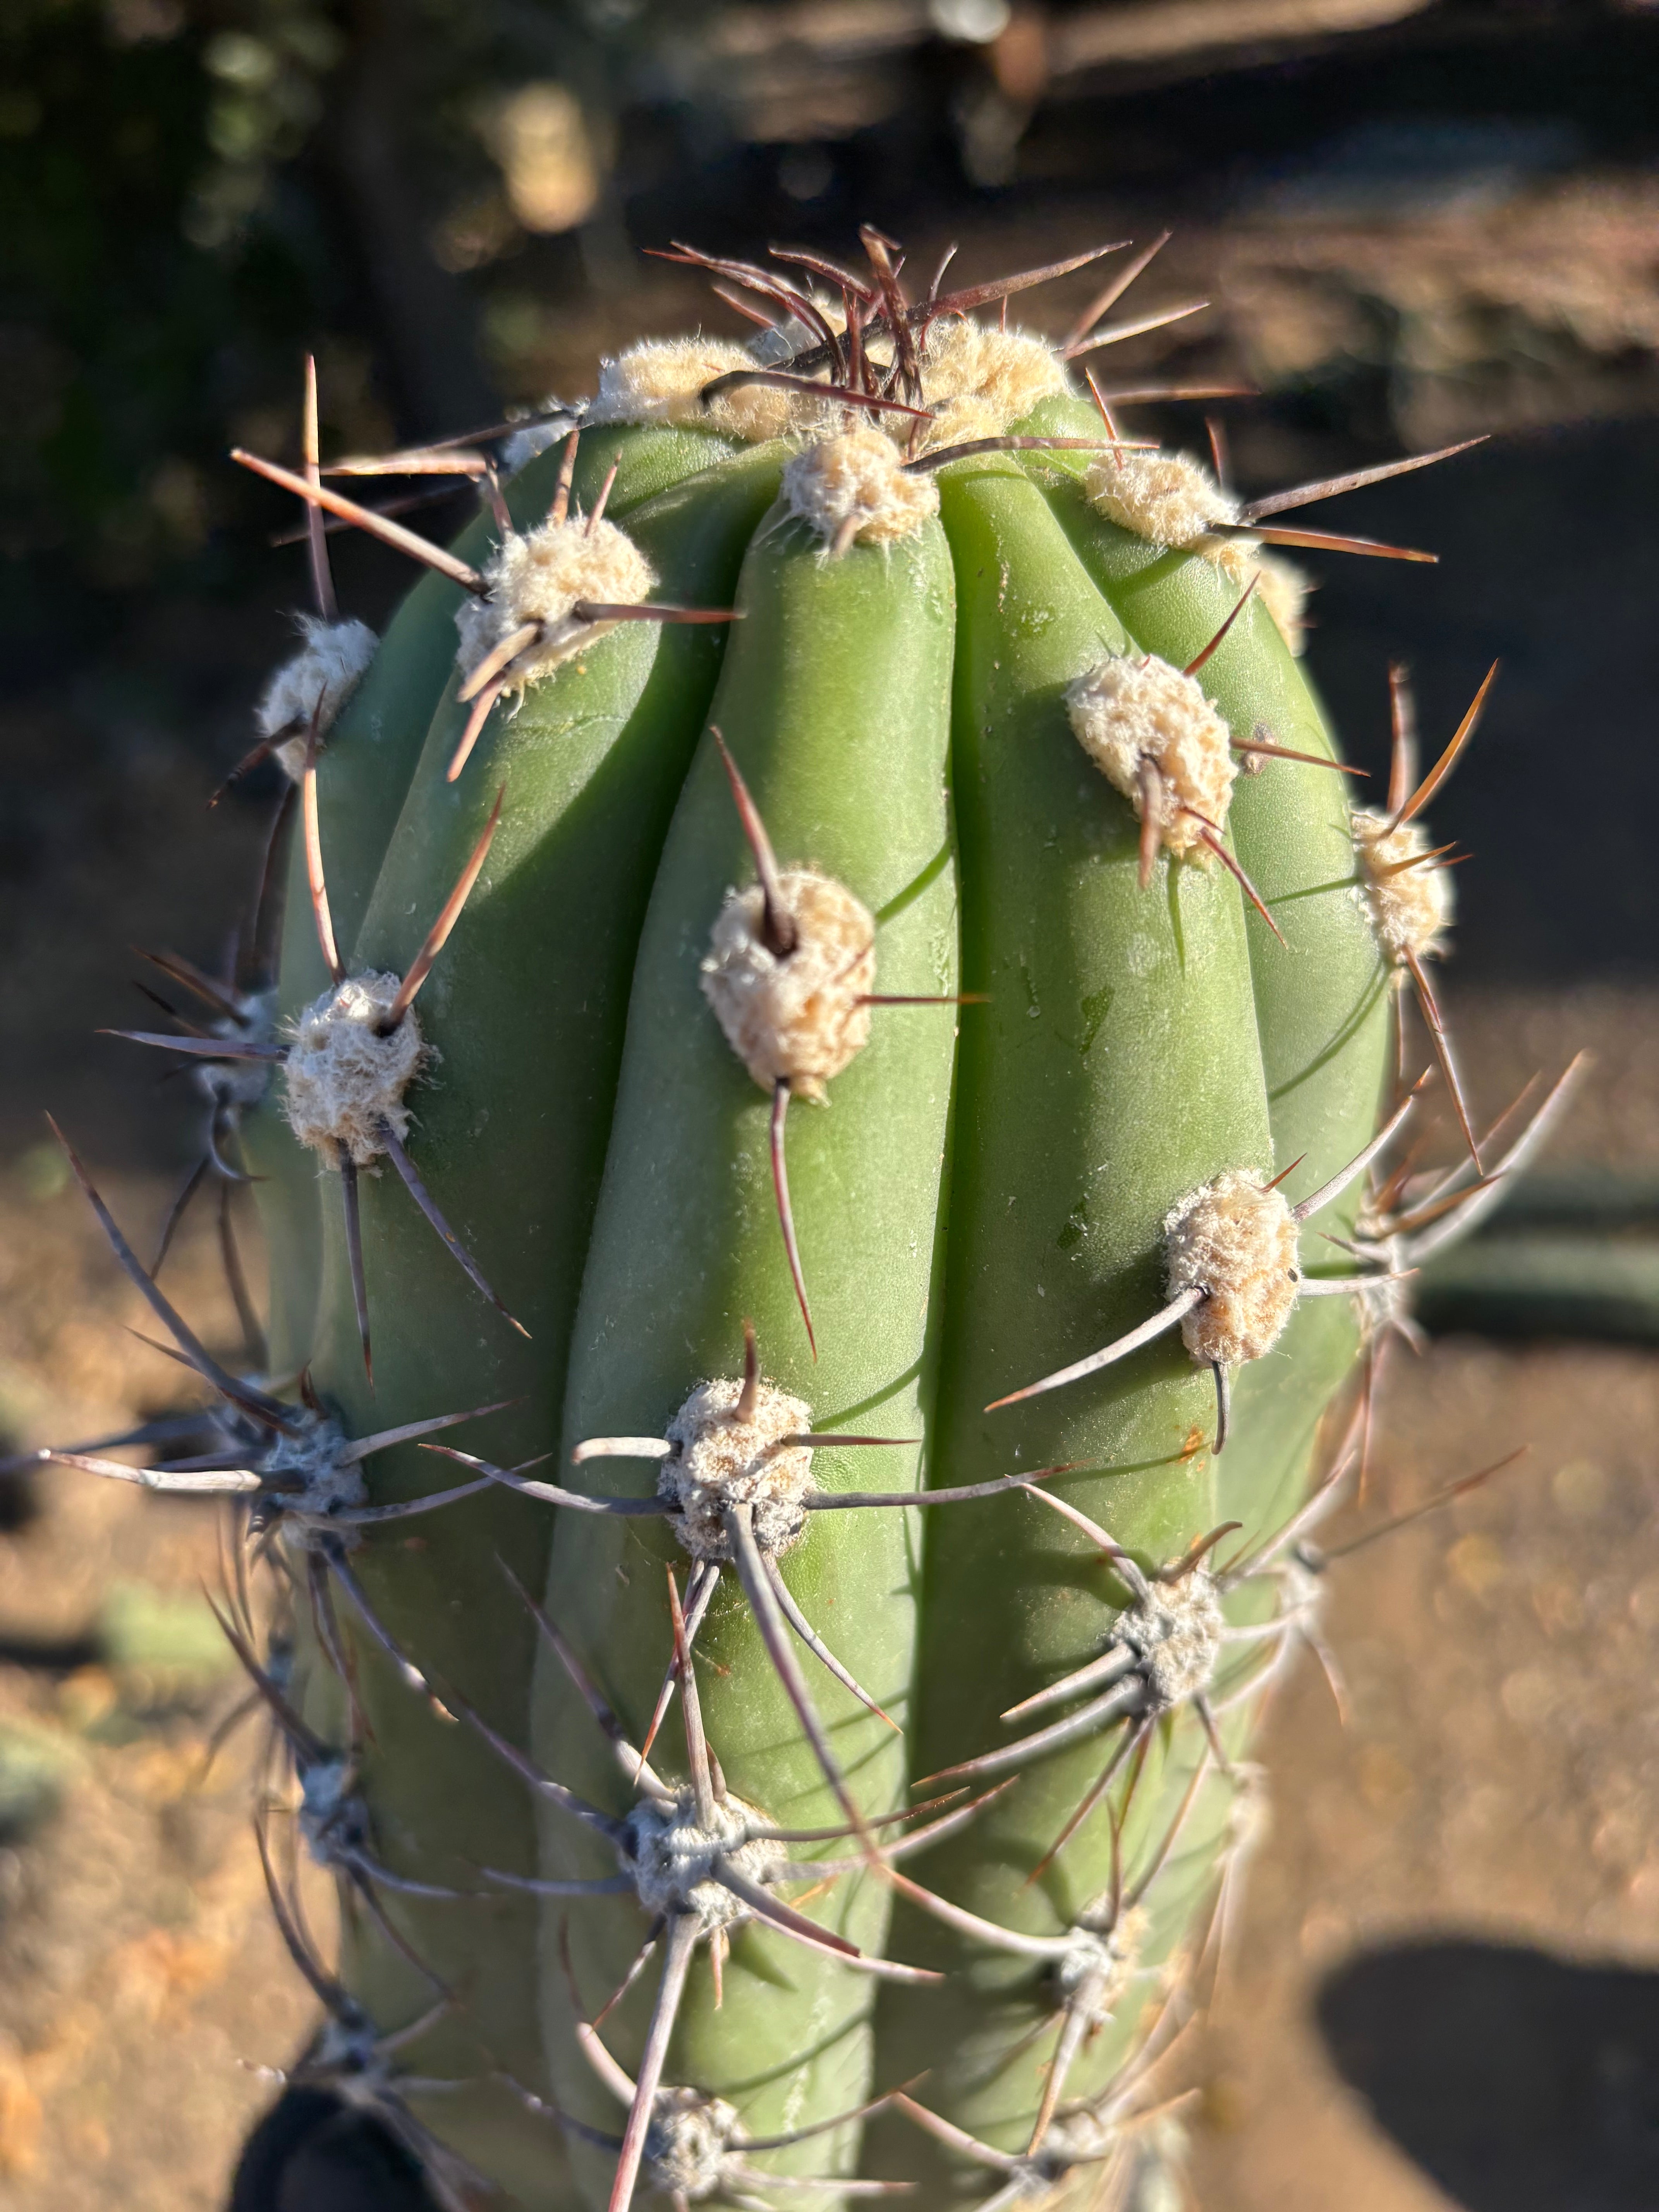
(230, 2090, 437, 2212)
(1319, 1940, 1659, 2212)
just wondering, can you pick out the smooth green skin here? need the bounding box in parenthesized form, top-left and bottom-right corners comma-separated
(251, 428, 760, 1379)
(240, 1093, 325, 1379)
(266, 447, 783, 2210)
(1018, 395, 1391, 1566)
(536, 505, 958, 2211)
(866, 461, 1274, 2177)
(564, 421, 743, 519)
(276, 434, 584, 1021)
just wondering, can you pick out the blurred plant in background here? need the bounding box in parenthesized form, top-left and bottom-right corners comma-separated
(4, 0, 1659, 1085)
(9, 0, 1659, 701)
(1, 0, 709, 673)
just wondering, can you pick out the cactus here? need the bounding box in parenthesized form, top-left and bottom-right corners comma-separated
(46, 230, 1584, 2212)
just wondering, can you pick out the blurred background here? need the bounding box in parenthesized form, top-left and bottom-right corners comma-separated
(5, 0, 1659, 2204)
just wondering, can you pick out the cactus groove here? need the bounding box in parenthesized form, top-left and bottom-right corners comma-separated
(48, 228, 1583, 2212)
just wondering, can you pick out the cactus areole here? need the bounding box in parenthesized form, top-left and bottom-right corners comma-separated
(63, 230, 1573, 2212)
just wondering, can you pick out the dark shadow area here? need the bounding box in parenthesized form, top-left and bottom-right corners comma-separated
(0, 1628, 103, 1676)
(1298, 418, 1659, 986)
(229, 2087, 441, 2212)
(631, 5, 1659, 247)
(0, 1463, 39, 1535)
(1319, 1939, 1659, 2211)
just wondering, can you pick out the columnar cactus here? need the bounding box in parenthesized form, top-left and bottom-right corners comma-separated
(50, 232, 1584, 2212)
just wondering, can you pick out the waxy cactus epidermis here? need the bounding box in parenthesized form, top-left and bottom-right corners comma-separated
(246, 431, 788, 2207)
(243, 353, 1401, 2209)
(538, 501, 958, 2197)
(1017, 395, 1393, 1543)
(866, 460, 1283, 2179)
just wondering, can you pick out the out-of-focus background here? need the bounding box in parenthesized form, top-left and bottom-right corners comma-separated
(5, 0, 1659, 2204)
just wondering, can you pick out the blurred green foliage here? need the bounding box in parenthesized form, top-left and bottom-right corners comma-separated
(3, 0, 340, 651)
(1, 0, 707, 668)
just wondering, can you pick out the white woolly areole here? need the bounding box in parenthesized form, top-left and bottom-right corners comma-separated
(620, 1788, 778, 1930)
(454, 517, 656, 690)
(283, 973, 426, 1168)
(701, 868, 874, 1100)
(646, 2091, 743, 2200)
(1352, 807, 1454, 963)
(1165, 1171, 1300, 1367)
(257, 616, 378, 767)
(1058, 1904, 1149, 2024)
(1085, 450, 1239, 548)
(194, 989, 278, 1113)
(917, 318, 1072, 452)
(590, 338, 801, 443)
(1119, 1571, 1225, 1709)
(499, 411, 579, 476)
(1203, 534, 1310, 657)
(263, 1407, 368, 1521)
(298, 1756, 369, 1865)
(1065, 653, 1236, 857)
(659, 1377, 815, 1563)
(782, 428, 939, 546)
(314, 2011, 382, 2083)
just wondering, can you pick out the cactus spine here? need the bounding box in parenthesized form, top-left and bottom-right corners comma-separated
(52, 230, 1578, 2212)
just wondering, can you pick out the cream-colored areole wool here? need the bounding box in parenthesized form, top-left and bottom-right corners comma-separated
(701, 868, 875, 1099)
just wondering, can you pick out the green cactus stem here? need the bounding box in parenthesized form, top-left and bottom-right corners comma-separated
(45, 225, 1584, 2212)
